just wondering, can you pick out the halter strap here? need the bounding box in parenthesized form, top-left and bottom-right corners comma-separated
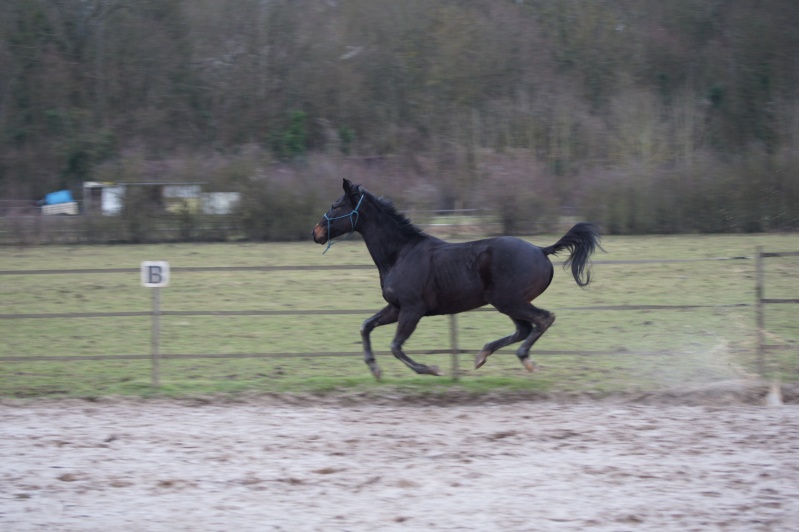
(322, 194, 365, 254)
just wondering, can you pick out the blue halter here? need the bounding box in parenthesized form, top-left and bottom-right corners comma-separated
(322, 194, 365, 254)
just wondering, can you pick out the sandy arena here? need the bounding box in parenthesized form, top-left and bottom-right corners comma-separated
(2, 388, 798, 531)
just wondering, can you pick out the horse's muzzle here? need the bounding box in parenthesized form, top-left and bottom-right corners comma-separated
(312, 223, 327, 244)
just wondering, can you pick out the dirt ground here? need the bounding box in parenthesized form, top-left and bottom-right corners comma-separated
(2, 383, 798, 531)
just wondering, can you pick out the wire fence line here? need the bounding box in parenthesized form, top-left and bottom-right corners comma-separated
(1, 252, 795, 385)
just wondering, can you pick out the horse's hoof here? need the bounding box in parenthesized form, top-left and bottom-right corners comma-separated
(522, 358, 537, 373)
(427, 365, 444, 377)
(474, 350, 490, 370)
(370, 366, 383, 381)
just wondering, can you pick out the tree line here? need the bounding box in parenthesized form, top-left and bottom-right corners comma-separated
(1, 0, 798, 237)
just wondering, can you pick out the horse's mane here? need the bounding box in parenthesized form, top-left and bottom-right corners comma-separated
(359, 186, 423, 235)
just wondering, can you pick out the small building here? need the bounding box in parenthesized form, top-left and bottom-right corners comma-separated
(41, 190, 78, 215)
(82, 182, 239, 215)
(83, 182, 125, 215)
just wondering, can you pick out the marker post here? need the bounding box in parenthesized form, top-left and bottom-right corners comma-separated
(141, 262, 170, 387)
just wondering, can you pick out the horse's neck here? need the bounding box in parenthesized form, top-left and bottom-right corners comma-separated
(360, 219, 424, 274)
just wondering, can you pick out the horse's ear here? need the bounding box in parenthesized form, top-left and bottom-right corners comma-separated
(342, 178, 360, 200)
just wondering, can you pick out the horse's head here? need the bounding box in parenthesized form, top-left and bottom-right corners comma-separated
(313, 178, 365, 248)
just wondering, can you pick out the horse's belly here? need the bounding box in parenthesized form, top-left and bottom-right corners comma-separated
(425, 286, 487, 316)
(426, 302, 488, 316)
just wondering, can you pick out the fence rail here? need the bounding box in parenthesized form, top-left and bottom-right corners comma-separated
(0, 349, 683, 364)
(0, 303, 751, 321)
(0, 256, 753, 277)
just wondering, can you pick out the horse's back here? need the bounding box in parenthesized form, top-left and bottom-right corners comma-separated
(388, 236, 554, 315)
(434, 236, 550, 282)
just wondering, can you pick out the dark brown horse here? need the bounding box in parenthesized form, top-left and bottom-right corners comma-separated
(313, 179, 602, 379)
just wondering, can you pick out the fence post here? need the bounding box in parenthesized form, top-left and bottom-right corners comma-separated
(141, 261, 170, 388)
(755, 246, 765, 376)
(450, 314, 459, 381)
(151, 287, 161, 387)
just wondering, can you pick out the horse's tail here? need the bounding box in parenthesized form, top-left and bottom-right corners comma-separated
(542, 222, 603, 287)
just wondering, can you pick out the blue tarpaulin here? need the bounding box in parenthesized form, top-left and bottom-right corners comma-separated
(44, 190, 74, 205)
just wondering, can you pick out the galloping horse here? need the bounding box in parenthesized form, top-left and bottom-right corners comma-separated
(313, 179, 602, 379)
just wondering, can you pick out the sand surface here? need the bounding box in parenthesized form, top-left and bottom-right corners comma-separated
(1, 394, 798, 531)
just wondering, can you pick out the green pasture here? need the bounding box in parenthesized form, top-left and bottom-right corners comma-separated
(1, 233, 798, 398)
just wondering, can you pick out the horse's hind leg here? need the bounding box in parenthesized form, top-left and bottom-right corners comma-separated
(474, 318, 532, 369)
(361, 305, 399, 380)
(491, 303, 555, 371)
(390, 310, 443, 376)
(514, 306, 556, 372)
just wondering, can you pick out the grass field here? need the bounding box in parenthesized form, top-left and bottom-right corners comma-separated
(1, 232, 798, 398)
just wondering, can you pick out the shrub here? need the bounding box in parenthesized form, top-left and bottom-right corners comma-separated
(236, 177, 324, 241)
(477, 155, 559, 235)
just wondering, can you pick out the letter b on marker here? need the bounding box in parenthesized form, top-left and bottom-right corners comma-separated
(141, 261, 170, 287)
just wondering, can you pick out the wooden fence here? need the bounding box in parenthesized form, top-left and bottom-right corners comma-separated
(755, 247, 799, 376)
(1, 252, 795, 386)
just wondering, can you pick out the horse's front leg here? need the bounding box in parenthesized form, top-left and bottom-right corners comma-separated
(390, 310, 443, 376)
(361, 305, 400, 380)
